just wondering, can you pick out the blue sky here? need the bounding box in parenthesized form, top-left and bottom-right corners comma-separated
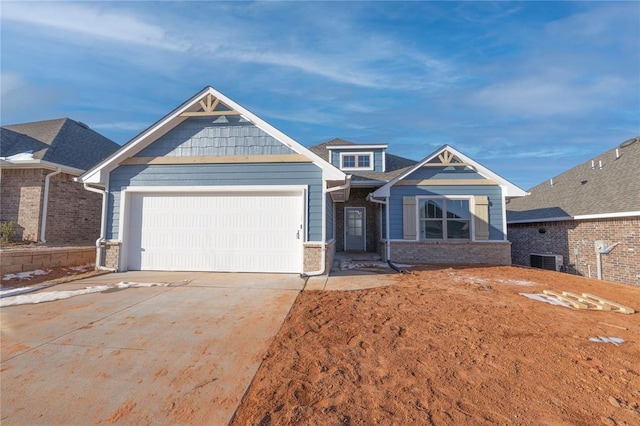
(1, 1, 638, 189)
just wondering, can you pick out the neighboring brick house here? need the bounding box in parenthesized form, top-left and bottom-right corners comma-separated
(507, 137, 640, 285)
(1, 118, 119, 244)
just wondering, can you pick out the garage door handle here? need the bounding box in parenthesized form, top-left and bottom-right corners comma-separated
(296, 230, 300, 239)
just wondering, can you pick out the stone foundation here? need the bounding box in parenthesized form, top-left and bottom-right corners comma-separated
(101, 241, 122, 270)
(303, 240, 336, 274)
(380, 240, 512, 265)
(1, 246, 96, 275)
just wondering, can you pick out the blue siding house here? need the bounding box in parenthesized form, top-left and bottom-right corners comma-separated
(79, 86, 525, 274)
(79, 86, 347, 274)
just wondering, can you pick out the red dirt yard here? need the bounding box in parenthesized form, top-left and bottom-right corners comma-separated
(232, 266, 640, 425)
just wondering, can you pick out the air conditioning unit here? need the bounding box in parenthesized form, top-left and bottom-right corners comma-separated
(530, 253, 564, 272)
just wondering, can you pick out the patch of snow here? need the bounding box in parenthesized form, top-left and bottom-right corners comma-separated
(0, 285, 48, 298)
(589, 336, 625, 346)
(519, 293, 572, 308)
(498, 279, 537, 287)
(3, 269, 51, 281)
(67, 264, 94, 272)
(0, 282, 171, 307)
(1, 151, 34, 161)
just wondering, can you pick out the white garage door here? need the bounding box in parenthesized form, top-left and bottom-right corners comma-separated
(125, 191, 304, 273)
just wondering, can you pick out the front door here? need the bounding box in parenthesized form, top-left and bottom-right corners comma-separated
(344, 207, 365, 251)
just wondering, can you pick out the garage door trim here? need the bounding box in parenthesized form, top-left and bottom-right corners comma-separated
(118, 185, 308, 272)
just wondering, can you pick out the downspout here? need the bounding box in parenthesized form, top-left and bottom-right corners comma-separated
(301, 176, 352, 277)
(83, 183, 117, 272)
(39, 168, 62, 243)
(367, 194, 406, 273)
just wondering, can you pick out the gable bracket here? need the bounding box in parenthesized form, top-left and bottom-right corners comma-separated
(180, 93, 241, 117)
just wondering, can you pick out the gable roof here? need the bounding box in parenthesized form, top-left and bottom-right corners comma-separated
(507, 137, 640, 223)
(371, 144, 527, 198)
(309, 139, 418, 186)
(79, 86, 346, 185)
(1, 118, 119, 172)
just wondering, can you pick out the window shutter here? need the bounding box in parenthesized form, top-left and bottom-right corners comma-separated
(474, 196, 490, 240)
(403, 197, 417, 240)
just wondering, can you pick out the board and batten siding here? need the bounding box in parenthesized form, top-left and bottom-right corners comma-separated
(388, 185, 505, 240)
(107, 163, 323, 240)
(134, 117, 296, 157)
(326, 194, 334, 241)
(330, 148, 384, 172)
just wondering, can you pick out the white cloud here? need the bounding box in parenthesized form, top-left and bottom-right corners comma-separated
(470, 74, 626, 117)
(1, 2, 187, 51)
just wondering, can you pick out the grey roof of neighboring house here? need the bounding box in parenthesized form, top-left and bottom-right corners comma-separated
(309, 139, 417, 185)
(507, 137, 640, 222)
(1, 118, 120, 171)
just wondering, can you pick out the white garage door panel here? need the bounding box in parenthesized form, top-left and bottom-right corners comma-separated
(127, 192, 303, 273)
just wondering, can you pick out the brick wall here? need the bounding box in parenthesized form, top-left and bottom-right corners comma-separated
(334, 188, 380, 252)
(381, 240, 512, 265)
(0, 169, 46, 241)
(509, 217, 640, 285)
(45, 172, 102, 244)
(0, 169, 103, 245)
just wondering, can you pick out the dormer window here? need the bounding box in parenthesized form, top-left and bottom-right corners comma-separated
(340, 152, 374, 170)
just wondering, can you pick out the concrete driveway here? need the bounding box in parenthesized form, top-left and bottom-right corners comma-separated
(1, 271, 304, 425)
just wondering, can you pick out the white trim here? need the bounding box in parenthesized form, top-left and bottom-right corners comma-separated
(507, 210, 640, 224)
(327, 144, 388, 150)
(382, 150, 386, 173)
(117, 185, 308, 272)
(1, 159, 84, 176)
(339, 152, 374, 171)
(415, 196, 473, 242)
(372, 144, 527, 198)
(79, 86, 346, 185)
(344, 206, 367, 251)
(501, 186, 508, 241)
(119, 185, 308, 194)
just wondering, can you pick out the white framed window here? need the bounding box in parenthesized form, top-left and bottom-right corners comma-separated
(339, 152, 374, 170)
(418, 197, 471, 240)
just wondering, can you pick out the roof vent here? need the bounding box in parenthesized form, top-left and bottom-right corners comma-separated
(75, 121, 90, 129)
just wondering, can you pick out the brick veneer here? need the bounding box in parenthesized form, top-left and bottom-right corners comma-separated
(0, 169, 46, 241)
(380, 240, 512, 265)
(45, 172, 102, 244)
(508, 217, 640, 285)
(0, 169, 102, 244)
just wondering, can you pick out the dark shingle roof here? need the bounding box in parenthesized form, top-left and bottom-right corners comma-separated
(1, 118, 120, 171)
(309, 139, 418, 184)
(507, 137, 640, 222)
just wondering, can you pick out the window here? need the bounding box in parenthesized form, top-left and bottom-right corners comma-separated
(419, 198, 470, 240)
(339, 152, 374, 170)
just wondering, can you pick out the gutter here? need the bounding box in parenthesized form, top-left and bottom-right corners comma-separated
(39, 168, 62, 243)
(83, 183, 117, 272)
(366, 193, 406, 273)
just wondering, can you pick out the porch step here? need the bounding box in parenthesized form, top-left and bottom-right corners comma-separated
(334, 252, 382, 262)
